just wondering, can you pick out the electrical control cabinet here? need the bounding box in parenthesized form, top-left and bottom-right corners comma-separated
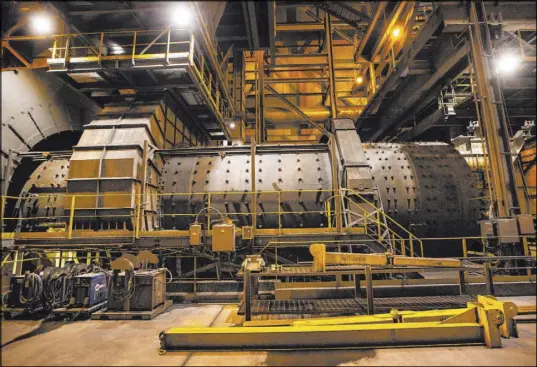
(108, 269, 166, 311)
(494, 218, 520, 244)
(516, 214, 535, 235)
(211, 223, 235, 252)
(72, 272, 108, 307)
(189, 223, 202, 246)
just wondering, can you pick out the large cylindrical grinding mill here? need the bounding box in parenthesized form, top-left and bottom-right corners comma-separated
(4, 118, 484, 258)
(160, 143, 482, 238)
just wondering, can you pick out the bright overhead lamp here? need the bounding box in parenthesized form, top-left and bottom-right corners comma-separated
(229, 121, 236, 129)
(356, 76, 364, 85)
(392, 27, 401, 38)
(496, 53, 520, 75)
(172, 5, 192, 27)
(29, 13, 54, 35)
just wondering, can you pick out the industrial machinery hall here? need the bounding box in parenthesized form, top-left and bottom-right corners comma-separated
(0, 1, 535, 366)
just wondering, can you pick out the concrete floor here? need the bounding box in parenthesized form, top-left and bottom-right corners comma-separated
(1, 297, 535, 366)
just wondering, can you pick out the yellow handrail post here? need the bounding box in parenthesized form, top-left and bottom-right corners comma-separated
(1, 196, 5, 229)
(462, 238, 468, 258)
(68, 195, 75, 239)
(401, 239, 406, 256)
(409, 238, 414, 258)
(420, 240, 424, 257)
(377, 211, 381, 242)
(326, 200, 331, 229)
(132, 31, 137, 65)
(363, 208, 367, 230)
(52, 38, 57, 59)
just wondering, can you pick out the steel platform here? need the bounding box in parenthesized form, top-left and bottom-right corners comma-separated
(237, 295, 476, 316)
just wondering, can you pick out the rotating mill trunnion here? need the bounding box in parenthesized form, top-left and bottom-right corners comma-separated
(8, 111, 485, 256)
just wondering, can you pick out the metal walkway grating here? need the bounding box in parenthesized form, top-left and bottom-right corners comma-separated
(238, 295, 475, 316)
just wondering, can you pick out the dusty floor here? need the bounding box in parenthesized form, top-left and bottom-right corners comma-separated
(1, 297, 535, 366)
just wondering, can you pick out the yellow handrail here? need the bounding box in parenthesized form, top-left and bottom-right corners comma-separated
(342, 188, 423, 257)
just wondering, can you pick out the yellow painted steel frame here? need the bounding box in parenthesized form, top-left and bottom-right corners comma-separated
(159, 295, 515, 352)
(309, 244, 461, 272)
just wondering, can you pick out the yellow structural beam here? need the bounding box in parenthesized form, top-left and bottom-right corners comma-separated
(160, 297, 515, 352)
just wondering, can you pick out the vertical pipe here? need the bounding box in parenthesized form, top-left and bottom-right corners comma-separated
(140, 140, 149, 233)
(325, 13, 338, 120)
(462, 238, 468, 258)
(329, 138, 342, 232)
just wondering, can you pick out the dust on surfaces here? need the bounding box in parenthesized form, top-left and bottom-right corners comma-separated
(264, 349, 377, 366)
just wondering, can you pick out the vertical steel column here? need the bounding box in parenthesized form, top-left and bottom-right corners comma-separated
(325, 13, 338, 120)
(484, 262, 495, 295)
(255, 50, 265, 143)
(458, 269, 467, 295)
(251, 138, 257, 232)
(245, 269, 252, 321)
(365, 266, 374, 314)
(469, 3, 519, 217)
(354, 274, 361, 298)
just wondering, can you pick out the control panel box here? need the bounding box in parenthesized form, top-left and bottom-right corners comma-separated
(212, 223, 235, 252)
(72, 272, 108, 307)
(189, 223, 202, 246)
(516, 214, 534, 235)
(242, 226, 253, 240)
(494, 218, 520, 244)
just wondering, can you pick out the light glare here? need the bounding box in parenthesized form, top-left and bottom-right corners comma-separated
(356, 76, 364, 84)
(30, 13, 53, 35)
(496, 53, 519, 75)
(173, 6, 191, 27)
(392, 27, 401, 38)
(229, 122, 236, 129)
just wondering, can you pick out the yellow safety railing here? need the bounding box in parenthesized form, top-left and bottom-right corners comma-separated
(43, 28, 234, 134)
(341, 188, 423, 257)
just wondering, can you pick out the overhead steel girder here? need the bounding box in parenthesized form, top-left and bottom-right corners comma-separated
(398, 108, 448, 141)
(354, 2, 387, 62)
(368, 40, 470, 141)
(438, 1, 537, 33)
(313, 2, 370, 33)
(242, 1, 259, 50)
(359, 3, 443, 119)
(267, 1, 276, 64)
(275, 23, 363, 32)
